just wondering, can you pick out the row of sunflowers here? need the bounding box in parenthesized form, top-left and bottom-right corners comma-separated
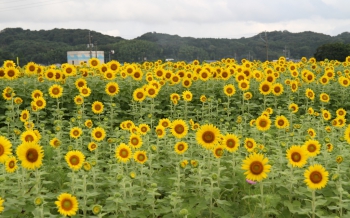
(0, 56, 350, 217)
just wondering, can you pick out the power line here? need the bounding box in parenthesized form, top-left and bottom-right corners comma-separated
(0, 0, 73, 12)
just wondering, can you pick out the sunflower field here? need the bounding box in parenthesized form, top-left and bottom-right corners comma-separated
(0, 56, 350, 217)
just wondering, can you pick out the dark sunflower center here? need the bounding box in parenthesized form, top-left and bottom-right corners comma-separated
(226, 88, 233, 94)
(226, 139, 235, 148)
(26, 148, 39, 163)
(23, 113, 27, 119)
(262, 85, 269, 92)
(278, 120, 285, 126)
(137, 154, 145, 161)
(156, 129, 163, 135)
(94, 105, 102, 111)
(9, 160, 15, 168)
(82, 89, 88, 94)
(259, 120, 267, 127)
(120, 149, 129, 158)
(66, 68, 72, 74)
(175, 125, 184, 134)
(25, 135, 34, 142)
(202, 131, 215, 143)
(148, 89, 155, 95)
(310, 171, 322, 184)
(274, 87, 280, 92)
(62, 199, 73, 210)
(69, 155, 79, 165)
(108, 86, 116, 93)
(250, 161, 264, 175)
(246, 141, 253, 148)
(73, 130, 80, 136)
(307, 144, 316, 152)
(29, 66, 35, 71)
(177, 144, 184, 151)
(291, 152, 301, 162)
(8, 70, 15, 77)
(91, 61, 98, 66)
(52, 88, 60, 95)
(131, 138, 138, 145)
(215, 148, 223, 156)
(0, 145, 4, 156)
(48, 72, 54, 78)
(36, 100, 43, 107)
(95, 131, 102, 138)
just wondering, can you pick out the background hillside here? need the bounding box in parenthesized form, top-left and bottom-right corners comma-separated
(0, 27, 349, 66)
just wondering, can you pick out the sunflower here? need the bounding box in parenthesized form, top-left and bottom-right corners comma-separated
(322, 110, 331, 121)
(196, 124, 221, 150)
(85, 119, 93, 128)
(70, 127, 83, 139)
(213, 145, 225, 158)
(20, 130, 39, 143)
(288, 103, 299, 113)
(223, 84, 236, 97)
(302, 139, 321, 157)
(92, 101, 104, 114)
(133, 88, 146, 102)
(5, 67, 19, 80)
(304, 164, 329, 190)
(129, 134, 143, 149)
(336, 108, 346, 117)
(31, 89, 43, 99)
(105, 82, 120, 96)
(89, 58, 100, 68)
(307, 128, 316, 138)
(50, 137, 61, 148)
(16, 142, 44, 170)
(182, 78, 192, 88)
(133, 151, 147, 164)
(145, 85, 159, 98)
(171, 119, 189, 139)
(272, 83, 284, 96)
(305, 88, 315, 100)
(132, 69, 143, 81)
(79, 86, 91, 97)
(0, 197, 3, 213)
(238, 80, 250, 91)
(73, 95, 83, 105)
(33, 97, 46, 110)
(290, 80, 298, 92)
(48, 84, 63, 99)
(20, 109, 30, 122)
(65, 150, 85, 171)
(286, 145, 308, 168)
(200, 95, 207, 103)
(182, 90, 193, 102)
(115, 143, 132, 163)
(256, 115, 271, 131)
(174, 141, 188, 155)
(0, 136, 12, 163)
(274, 115, 289, 129)
(63, 64, 77, 76)
(88, 142, 98, 152)
(326, 143, 333, 152)
(320, 93, 330, 103)
(241, 153, 271, 182)
(55, 193, 79, 216)
(244, 138, 256, 152)
(74, 78, 87, 89)
(155, 125, 166, 138)
(138, 123, 150, 135)
(335, 116, 346, 128)
(223, 133, 240, 153)
(5, 156, 18, 173)
(259, 81, 272, 95)
(92, 127, 106, 142)
(199, 68, 211, 81)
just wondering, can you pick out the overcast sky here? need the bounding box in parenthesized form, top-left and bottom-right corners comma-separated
(1, 0, 350, 40)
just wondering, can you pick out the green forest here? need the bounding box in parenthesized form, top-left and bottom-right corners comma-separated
(1, 27, 350, 65)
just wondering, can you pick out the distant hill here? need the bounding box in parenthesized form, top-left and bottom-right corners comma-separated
(0, 28, 349, 65)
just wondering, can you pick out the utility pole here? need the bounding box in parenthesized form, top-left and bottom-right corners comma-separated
(88, 31, 93, 59)
(260, 31, 268, 61)
(95, 41, 97, 58)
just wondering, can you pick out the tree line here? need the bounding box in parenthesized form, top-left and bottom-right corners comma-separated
(1, 28, 350, 66)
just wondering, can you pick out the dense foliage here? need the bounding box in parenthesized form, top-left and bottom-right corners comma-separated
(1, 28, 350, 65)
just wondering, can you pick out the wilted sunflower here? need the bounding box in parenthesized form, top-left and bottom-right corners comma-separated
(105, 82, 119, 96)
(304, 164, 329, 190)
(223, 84, 236, 97)
(171, 119, 188, 139)
(182, 90, 193, 102)
(91, 127, 106, 142)
(196, 124, 221, 150)
(70, 127, 83, 139)
(223, 133, 240, 153)
(302, 139, 321, 157)
(115, 143, 132, 163)
(133, 151, 147, 164)
(241, 153, 271, 182)
(286, 145, 308, 168)
(16, 142, 44, 170)
(5, 156, 18, 173)
(55, 193, 79, 216)
(65, 150, 85, 171)
(174, 141, 188, 155)
(49, 84, 63, 99)
(0, 136, 12, 163)
(256, 115, 271, 131)
(129, 134, 143, 149)
(92, 101, 104, 114)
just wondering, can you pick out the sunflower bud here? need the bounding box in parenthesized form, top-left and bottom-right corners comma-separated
(34, 196, 43, 206)
(91, 205, 102, 215)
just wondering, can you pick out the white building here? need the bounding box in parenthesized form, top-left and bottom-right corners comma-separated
(67, 51, 104, 66)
